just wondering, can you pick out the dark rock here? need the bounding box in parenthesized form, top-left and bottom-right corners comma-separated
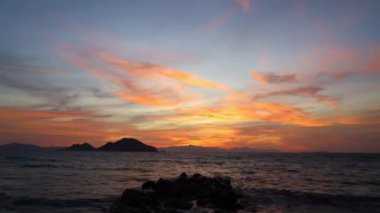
(178, 172, 187, 179)
(155, 178, 179, 198)
(197, 198, 208, 206)
(111, 174, 242, 212)
(141, 181, 155, 193)
(165, 198, 193, 209)
(192, 173, 202, 180)
(121, 189, 146, 207)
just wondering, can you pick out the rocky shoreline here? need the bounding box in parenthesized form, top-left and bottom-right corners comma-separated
(110, 173, 242, 212)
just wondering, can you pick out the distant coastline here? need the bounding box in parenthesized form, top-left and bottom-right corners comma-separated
(1, 142, 379, 154)
(159, 145, 279, 153)
(0, 140, 280, 153)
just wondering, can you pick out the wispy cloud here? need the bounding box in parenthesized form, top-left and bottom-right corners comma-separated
(254, 86, 336, 107)
(97, 52, 228, 91)
(296, 44, 380, 80)
(65, 47, 226, 106)
(0, 73, 64, 94)
(204, 8, 237, 31)
(251, 71, 298, 83)
(203, 0, 251, 31)
(0, 64, 65, 74)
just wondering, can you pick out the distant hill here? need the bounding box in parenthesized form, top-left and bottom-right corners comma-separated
(97, 138, 157, 152)
(64, 143, 96, 151)
(160, 145, 279, 153)
(228, 147, 278, 153)
(0, 143, 44, 152)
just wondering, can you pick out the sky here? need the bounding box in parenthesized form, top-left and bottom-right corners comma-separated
(0, 0, 379, 152)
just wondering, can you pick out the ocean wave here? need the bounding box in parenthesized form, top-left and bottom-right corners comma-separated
(241, 188, 380, 213)
(360, 181, 380, 186)
(0, 193, 113, 212)
(1, 188, 380, 213)
(22, 164, 75, 169)
(22, 164, 58, 168)
(6, 156, 57, 162)
(13, 197, 108, 207)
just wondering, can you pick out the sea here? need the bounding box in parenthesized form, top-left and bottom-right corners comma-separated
(0, 151, 379, 213)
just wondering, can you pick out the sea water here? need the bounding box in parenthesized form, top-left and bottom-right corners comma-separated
(0, 151, 379, 212)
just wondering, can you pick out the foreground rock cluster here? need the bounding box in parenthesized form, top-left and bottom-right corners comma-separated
(110, 173, 241, 212)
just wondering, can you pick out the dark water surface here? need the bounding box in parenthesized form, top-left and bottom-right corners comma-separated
(0, 151, 379, 212)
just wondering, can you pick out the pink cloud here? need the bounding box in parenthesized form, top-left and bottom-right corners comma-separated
(235, 0, 251, 11)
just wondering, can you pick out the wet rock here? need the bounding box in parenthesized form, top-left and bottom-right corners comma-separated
(178, 172, 188, 180)
(110, 173, 242, 212)
(192, 173, 202, 180)
(121, 189, 146, 207)
(141, 181, 155, 193)
(155, 178, 179, 198)
(164, 198, 193, 209)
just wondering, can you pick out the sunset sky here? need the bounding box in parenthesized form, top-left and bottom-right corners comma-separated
(0, 0, 379, 152)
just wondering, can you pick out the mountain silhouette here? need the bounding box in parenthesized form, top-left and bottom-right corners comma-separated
(0, 143, 44, 152)
(65, 143, 96, 151)
(97, 138, 157, 152)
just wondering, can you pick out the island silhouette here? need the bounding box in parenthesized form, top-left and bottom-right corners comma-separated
(65, 138, 158, 152)
(65, 143, 96, 151)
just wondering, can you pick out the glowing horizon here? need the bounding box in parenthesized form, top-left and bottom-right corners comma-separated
(0, 0, 379, 152)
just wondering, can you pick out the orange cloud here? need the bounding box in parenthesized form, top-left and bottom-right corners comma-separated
(116, 92, 182, 107)
(172, 92, 327, 127)
(332, 107, 380, 125)
(67, 48, 226, 106)
(70, 53, 184, 107)
(0, 108, 93, 120)
(49, 44, 379, 151)
(0, 107, 107, 146)
(0, 107, 170, 147)
(97, 52, 228, 91)
(277, 124, 380, 152)
(251, 71, 298, 83)
(250, 101, 327, 126)
(157, 69, 228, 91)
